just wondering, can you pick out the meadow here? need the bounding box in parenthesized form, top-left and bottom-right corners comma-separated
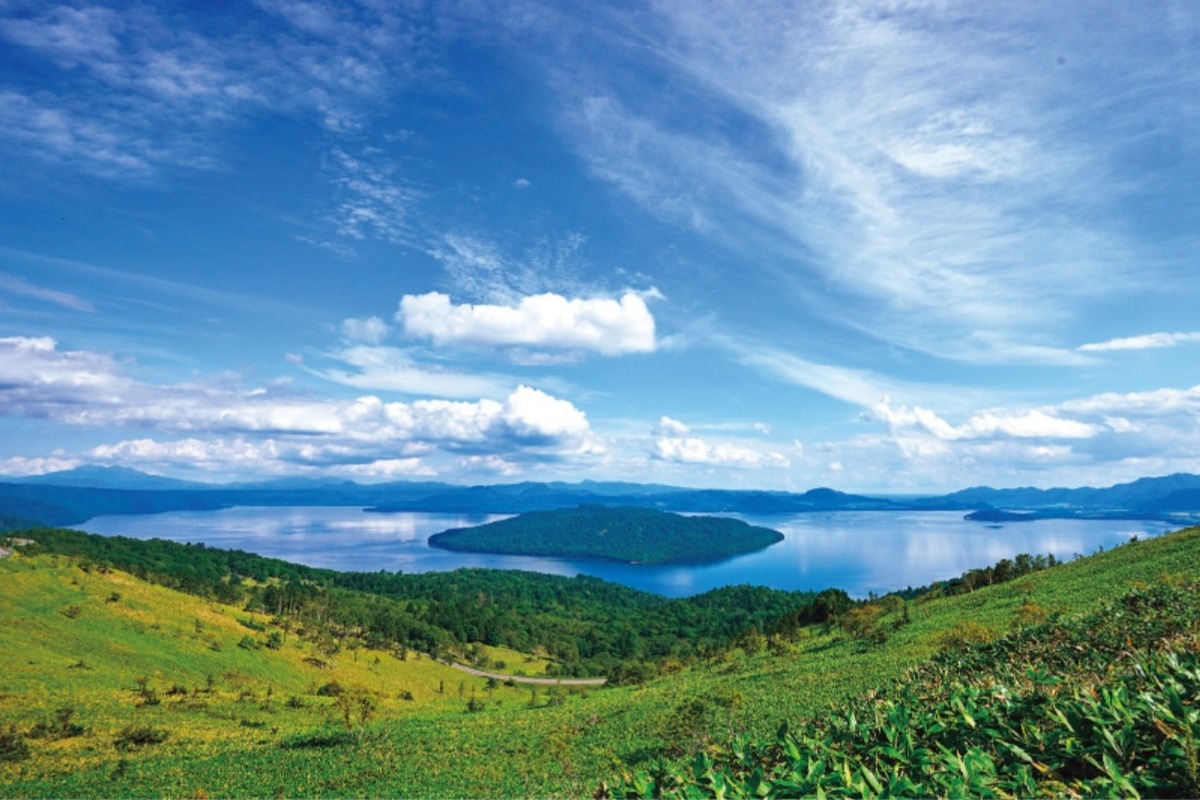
(1, 525, 1197, 797)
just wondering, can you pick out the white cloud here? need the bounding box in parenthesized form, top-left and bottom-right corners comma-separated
(870, 398, 1100, 441)
(721, 338, 904, 407)
(0, 454, 82, 476)
(655, 416, 690, 436)
(308, 345, 512, 399)
(0, 272, 95, 312)
(457, 454, 521, 476)
(653, 435, 788, 469)
(0, 1, 460, 179)
(1057, 385, 1200, 418)
(340, 315, 390, 344)
(851, 382, 1200, 489)
(0, 336, 133, 417)
(397, 290, 657, 356)
(325, 147, 419, 245)
(545, 0, 1190, 362)
(0, 337, 605, 475)
(1079, 332, 1200, 352)
(501, 385, 597, 444)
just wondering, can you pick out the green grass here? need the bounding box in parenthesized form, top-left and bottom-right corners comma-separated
(1, 526, 1197, 797)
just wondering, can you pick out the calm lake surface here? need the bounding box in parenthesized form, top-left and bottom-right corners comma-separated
(77, 506, 1177, 598)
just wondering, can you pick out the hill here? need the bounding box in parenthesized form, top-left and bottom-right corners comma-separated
(427, 505, 785, 563)
(4, 468, 1200, 528)
(929, 471, 1200, 514)
(1, 524, 1199, 796)
(7, 465, 211, 491)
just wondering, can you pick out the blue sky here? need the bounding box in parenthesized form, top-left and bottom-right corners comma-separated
(2, 0, 1199, 492)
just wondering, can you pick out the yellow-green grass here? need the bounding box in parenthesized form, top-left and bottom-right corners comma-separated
(0, 552, 541, 789)
(560, 524, 1200, 753)
(2, 526, 1198, 797)
(471, 643, 555, 676)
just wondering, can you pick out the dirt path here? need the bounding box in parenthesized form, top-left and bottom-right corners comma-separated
(445, 661, 607, 686)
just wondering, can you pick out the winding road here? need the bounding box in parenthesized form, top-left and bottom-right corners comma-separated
(444, 660, 607, 686)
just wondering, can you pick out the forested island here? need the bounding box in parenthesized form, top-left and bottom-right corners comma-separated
(427, 505, 784, 563)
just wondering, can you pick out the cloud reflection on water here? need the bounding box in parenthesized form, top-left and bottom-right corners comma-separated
(78, 507, 1173, 598)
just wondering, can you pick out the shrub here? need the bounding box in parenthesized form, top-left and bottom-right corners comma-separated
(315, 681, 344, 697)
(841, 605, 888, 643)
(938, 619, 997, 649)
(0, 725, 30, 762)
(29, 707, 85, 740)
(278, 727, 355, 749)
(1014, 598, 1049, 627)
(113, 725, 168, 751)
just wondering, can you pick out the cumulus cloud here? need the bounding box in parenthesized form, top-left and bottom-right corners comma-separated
(1079, 332, 1200, 352)
(653, 435, 788, 469)
(0, 337, 604, 476)
(0, 336, 133, 418)
(855, 383, 1200, 489)
(397, 290, 657, 356)
(340, 315, 390, 344)
(870, 397, 1099, 441)
(655, 416, 690, 436)
(0, 454, 82, 476)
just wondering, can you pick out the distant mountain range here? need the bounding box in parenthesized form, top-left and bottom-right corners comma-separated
(2, 466, 1199, 530)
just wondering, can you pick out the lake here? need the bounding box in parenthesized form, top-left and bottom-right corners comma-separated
(77, 506, 1176, 598)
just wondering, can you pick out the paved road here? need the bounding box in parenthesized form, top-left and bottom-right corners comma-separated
(445, 661, 607, 686)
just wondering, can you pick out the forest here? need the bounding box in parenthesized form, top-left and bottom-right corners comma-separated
(427, 505, 784, 563)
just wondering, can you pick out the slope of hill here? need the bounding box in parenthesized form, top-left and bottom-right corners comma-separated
(7, 465, 211, 491)
(428, 505, 785, 563)
(2, 524, 1198, 797)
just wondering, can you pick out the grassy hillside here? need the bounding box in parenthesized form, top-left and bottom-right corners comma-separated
(1, 526, 1197, 797)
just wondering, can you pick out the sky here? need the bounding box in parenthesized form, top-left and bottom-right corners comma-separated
(1, 0, 1199, 493)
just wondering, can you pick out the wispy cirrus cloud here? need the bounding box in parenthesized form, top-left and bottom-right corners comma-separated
(308, 344, 513, 399)
(324, 146, 421, 245)
(0, 245, 309, 318)
(0, 272, 94, 312)
(540, 0, 1198, 362)
(0, 1, 449, 182)
(426, 232, 599, 304)
(1079, 332, 1200, 352)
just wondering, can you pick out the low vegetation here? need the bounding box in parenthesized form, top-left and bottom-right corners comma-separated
(0, 525, 1196, 797)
